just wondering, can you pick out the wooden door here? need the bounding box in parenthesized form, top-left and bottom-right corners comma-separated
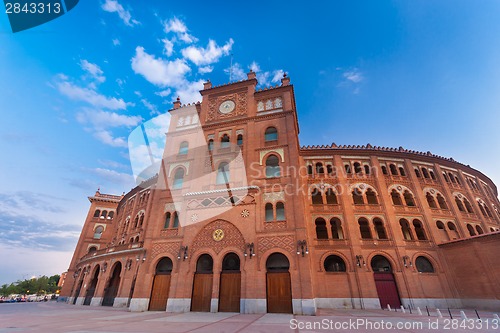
(266, 272, 292, 313)
(149, 274, 171, 311)
(374, 272, 401, 309)
(191, 273, 213, 312)
(219, 272, 241, 312)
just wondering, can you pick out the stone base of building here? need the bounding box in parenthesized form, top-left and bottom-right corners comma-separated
(455, 298, 500, 312)
(57, 296, 68, 303)
(90, 297, 102, 306)
(293, 299, 317, 315)
(240, 299, 266, 314)
(129, 298, 150, 312)
(112, 297, 128, 308)
(166, 298, 191, 312)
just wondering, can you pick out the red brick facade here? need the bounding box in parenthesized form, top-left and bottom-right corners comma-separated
(60, 72, 500, 314)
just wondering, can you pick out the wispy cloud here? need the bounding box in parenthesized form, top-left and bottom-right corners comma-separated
(101, 0, 139, 27)
(80, 59, 105, 85)
(181, 39, 234, 66)
(162, 38, 174, 57)
(112, 38, 120, 46)
(76, 108, 142, 128)
(141, 98, 159, 115)
(163, 17, 197, 43)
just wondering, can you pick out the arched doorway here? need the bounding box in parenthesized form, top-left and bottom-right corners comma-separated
(266, 253, 292, 313)
(83, 265, 100, 305)
(72, 278, 84, 305)
(102, 262, 122, 306)
(191, 254, 213, 312)
(371, 255, 401, 309)
(219, 253, 241, 312)
(149, 257, 173, 311)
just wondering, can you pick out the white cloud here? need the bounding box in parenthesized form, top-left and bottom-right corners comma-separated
(134, 90, 142, 97)
(249, 61, 260, 72)
(131, 46, 191, 87)
(88, 167, 134, 186)
(245, 62, 284, 86)
(162, 38, 174, 57)
(175, 80, 204, 104)
(56, 79, 128, 110)
(76, 108, 142, 128)
(343, 68, 363, 83)
(112, 38, 120, 46)
(271, 69, 284, 83)
(198, 66, 213, 74)
(93, 130, 128, 148)
(101, 0, 139, 26)
(224, 62, 246, 81)
(181, 38, 233, 66)
(155, 89, 171, 97)
(141, 99, 159, 115)
(116, 78, 124, 87)
(80, 60, 105, 83)
(163, 17, 197, 43)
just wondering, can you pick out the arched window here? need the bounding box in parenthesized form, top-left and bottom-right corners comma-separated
(172, 212, 179, 228)
(327, 165, 334, 175)
(364, 165, 370, 175)
(400, 219, 413, 240)
(315, 218, 328, 239)
(100, 210, 107, 219)
(93, 226, 104, 239)
(196, 254, 213, 273)
(264, 127, 278, 141)
(455, 176, 461, 185)
(436, 220, 449, 241)
(325, 188, 338, 204)
(220, 134, 230, 148)
(442, 172, 449, 182)
(398, 166, 406, 176)
(222, 253, 240, 271)
(265, 155, 280, 178)
(463, 198, 474, 213)
(354, 162, 362, 174)
(108, 211, 114, 219)
(156, 257, 173, 274)
(139, 214, 144, 227)
(373, 218, 387, 239)
(427, 193, 437, 209)
(455, 197, 465, 211)
(403, 191, 415, 206)
(484, 205, 493, 218)
(358, 218, 372, 239)
(429, 171, 436, 180)
(389, 164, 398, 175)
(352, 189, 364, 205)
(133, 216, 139, 228)
(266, 253, 289, 272)
(422, 168, 429, 179)
(316, 162, 324, 175)
(324, 255, 346, 272)
(164, 212, 171, 228)
(265, 203, 274, 222)
(414, 168, 421, 178)
(179, 141, 188, 155)
(479, 203, 487, 217)
(216, 162, 230, 184)
(447, 222, 460, 239)
(93, 209, 101, 218)
(416, 256, 435, 273)
(173, 168, 184, 189)
(476, 225, 484, 235)
(449, 172, 455, 183)
(312, 188, 323, 205)
(307, 165, 313, 176)
(135, 236, 140, 243)
(371, 255, 392, 272)
(237, 134, 243, 146)
(467, 224, 476, 236)
(276, 202, 285, 221)
(330, 218, 343, 239)
(208, 139, 214, 151)
(437, 194, 447, 209)
(413, 219, 427, 240)
(366, 189, 378, 205)
(381, 165, 388, 175)
(391, 189, 403, 206)
(344, 164, 351, 174)
(88, 246, 97, 254)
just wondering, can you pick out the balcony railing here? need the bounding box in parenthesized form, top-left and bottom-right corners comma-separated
(80, 241, 144, 261)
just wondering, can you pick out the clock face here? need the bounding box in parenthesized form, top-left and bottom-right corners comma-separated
(219, 100, 235, 114)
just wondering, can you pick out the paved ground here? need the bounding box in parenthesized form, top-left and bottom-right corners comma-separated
(0, 302, 499, 332)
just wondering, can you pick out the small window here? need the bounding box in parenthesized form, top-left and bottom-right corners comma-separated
(316, 162, 324, 175)
(237, 134, 243, 146)
(208, 139, 214, 151)
(366, 189, 378, 205)
(364, 165, 370, 175)
(422, 168, 429, 179)
(467, 224, 476, 236)
(413, 219, 427, 240)
(325, 188, 338, 204)
(352, 189, 364, 205)
(108, 211, 114, 219)
(345, 164, 352, 174)
(381, 165, 388, 175)
(172, 212, 179, 228)
(414, 169, 421, 178)
(266, 155, 280, 178)
(374, 218, 387, 239)
(464, 198, 474, 213)
(398, 167, 406, 176)
(415, 256, 434, 273)
(358, 218, 372, 239)
(437, 194, 448, 209)
(315, 218, 328, 239)
(330, 218, 343, 239)
(173, 168, 184, 189)
(88, 246, 97, 254)
(164, 212, 171, 228)
(324, 255, 346, 272)
(179, 141, 188, 155)
(476, 225, 484, 235)
(264, 127, 278, 141)
(427, 193, 437, 209)
(312, 188, 323, 205)
(93, 209, 101, 218)
(307, 165, 313, 176)
(442, 173, 449, 182)
(403, 190, 415, 206)
(429, 171, 436, 180)
(455, 197, 465, 212)
(93, 226, 104, 239)
(400, 219, 413, 240)
(220, 134, 230, 148)
(391, 190, 403, 206)
(276, 202, 285, 221)
(354, 162, 362, 174)
(389, 164, 398, 175)
(265, 203, 274, 222)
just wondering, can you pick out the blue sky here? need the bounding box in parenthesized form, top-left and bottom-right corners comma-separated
(1, 1, 499, 285)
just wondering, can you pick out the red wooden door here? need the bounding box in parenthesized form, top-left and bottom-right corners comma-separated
(266, 272, 292, 313)
(149, 274, 171, 311)
(191, 273, 213, 312)
(219, 272, 241, 312)
(374, 272, 401, 309)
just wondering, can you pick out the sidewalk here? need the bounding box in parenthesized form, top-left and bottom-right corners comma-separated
(0, 302, 498, 332)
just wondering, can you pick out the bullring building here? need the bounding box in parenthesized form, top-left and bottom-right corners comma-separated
(60, 71, 500, 314)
